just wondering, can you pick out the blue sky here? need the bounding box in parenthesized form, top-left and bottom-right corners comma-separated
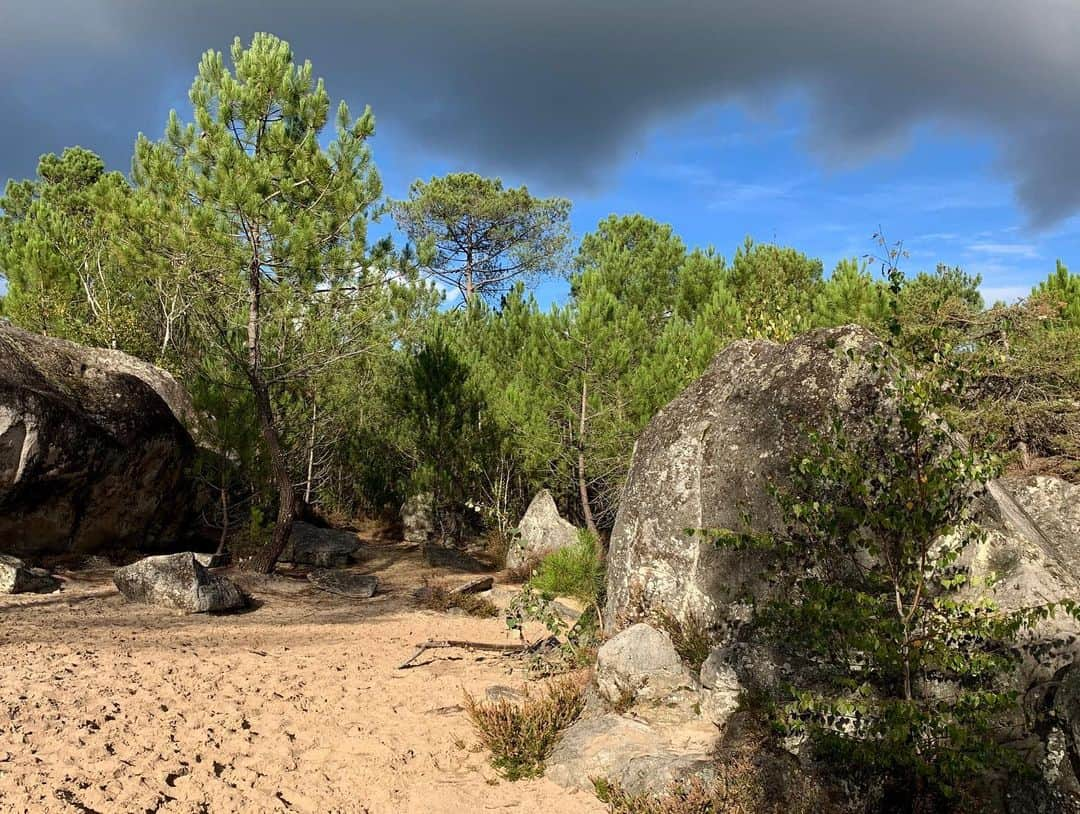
(374, 97, 1069, 308)
(4, 3, 1079, 309)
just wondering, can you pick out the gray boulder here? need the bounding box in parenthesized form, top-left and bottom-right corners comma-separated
(605, 326, 884, 629)
(401, 492, 434, 543)
(506, 489, 579, 570)
(0, 324, 197, 559)
(113, 552, 245, 613)
(596, 622, 697, 707)
(0, 554, 60, 594)
(280, 521, 360, 567)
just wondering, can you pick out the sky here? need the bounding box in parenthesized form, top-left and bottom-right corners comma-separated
(4, 0, 1080, 307)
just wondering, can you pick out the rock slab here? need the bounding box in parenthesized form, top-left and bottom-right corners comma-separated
(506, 489, 580, 570)
(0, 554, 60, 594)
(307, 569, 378, 598)
(113, 552, 245, 613)
(546, 713, 716, 795)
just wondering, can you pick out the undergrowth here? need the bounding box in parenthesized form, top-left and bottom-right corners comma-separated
(415, 581, 498, 618)
(463, 673, 587, 780)
(527, 530, 604, 607)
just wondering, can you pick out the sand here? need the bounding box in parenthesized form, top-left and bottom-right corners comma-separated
(0, 540, 605, 814)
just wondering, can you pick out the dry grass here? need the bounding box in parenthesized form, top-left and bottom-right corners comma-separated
(651, 609, 716, 673)
(503, 556, 543, 584)
(464, 673, 587, 780)
(415, 581, 499, 618)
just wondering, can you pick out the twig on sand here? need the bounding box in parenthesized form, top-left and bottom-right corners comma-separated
(397, 636, 557, 670)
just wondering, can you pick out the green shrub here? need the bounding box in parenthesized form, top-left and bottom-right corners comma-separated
(527, 530, 604, 607)
(464, 673, 586, 779)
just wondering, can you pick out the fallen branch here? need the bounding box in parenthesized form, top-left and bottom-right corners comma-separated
(397, 636, 557, 670)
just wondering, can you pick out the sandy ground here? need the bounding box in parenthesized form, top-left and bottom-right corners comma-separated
(0, 539, 605, 814)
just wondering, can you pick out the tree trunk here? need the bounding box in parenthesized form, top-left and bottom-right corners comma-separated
(577, 375, 599, 537)
(304, 392, 318, 505)
(240, 254, 297, 574)
(245, 375, 297, 574)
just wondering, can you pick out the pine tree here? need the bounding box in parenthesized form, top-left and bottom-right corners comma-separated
(132, 33, 386, 572)
(812, 258, 890, 328)
(1033, 260, 1080, 327)
(392, 173, 570, 304)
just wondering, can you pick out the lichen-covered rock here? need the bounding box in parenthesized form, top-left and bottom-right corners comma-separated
(113, 552, 245, 613)
(0, 553, 60, 594)
(604, 326, 884, 629)
(505, 489, 579, 570)
(546, 712, 716, 795)
(596, 623, 697, 707)
(0, 324, 197, 558)
(280, 522, 360, 567)
(401, 492, 434, 543)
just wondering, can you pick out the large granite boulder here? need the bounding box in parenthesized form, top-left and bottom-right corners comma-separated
(280, 521, 361, 567)
(601, 326, 1080, 809)
(113, 552, 245, 613)
(506, 489, 580, 570)
(605, 326, 884, 628)
(0, 553, 60, 594)
(0, 324, 197, 558)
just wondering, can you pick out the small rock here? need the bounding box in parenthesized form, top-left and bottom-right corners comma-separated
(0, 554, 61, 594)
(113, 552, 245, 613)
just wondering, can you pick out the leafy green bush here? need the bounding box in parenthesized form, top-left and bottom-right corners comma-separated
(527, 529, 604, 607)
(464, 674, 586, 780)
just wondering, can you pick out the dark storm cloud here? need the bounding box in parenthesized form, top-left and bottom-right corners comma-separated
(3, 1, 1080, 224)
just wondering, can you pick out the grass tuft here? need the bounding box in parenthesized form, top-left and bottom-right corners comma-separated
(415, 581, 499, 618)
(651, 609, 716, 673)
(464, 673, 587, 780)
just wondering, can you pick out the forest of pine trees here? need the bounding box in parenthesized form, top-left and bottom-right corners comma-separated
(2, 34, 1078, 570)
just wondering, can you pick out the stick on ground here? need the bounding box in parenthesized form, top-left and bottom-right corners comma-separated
(397, 637, 556, 670)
